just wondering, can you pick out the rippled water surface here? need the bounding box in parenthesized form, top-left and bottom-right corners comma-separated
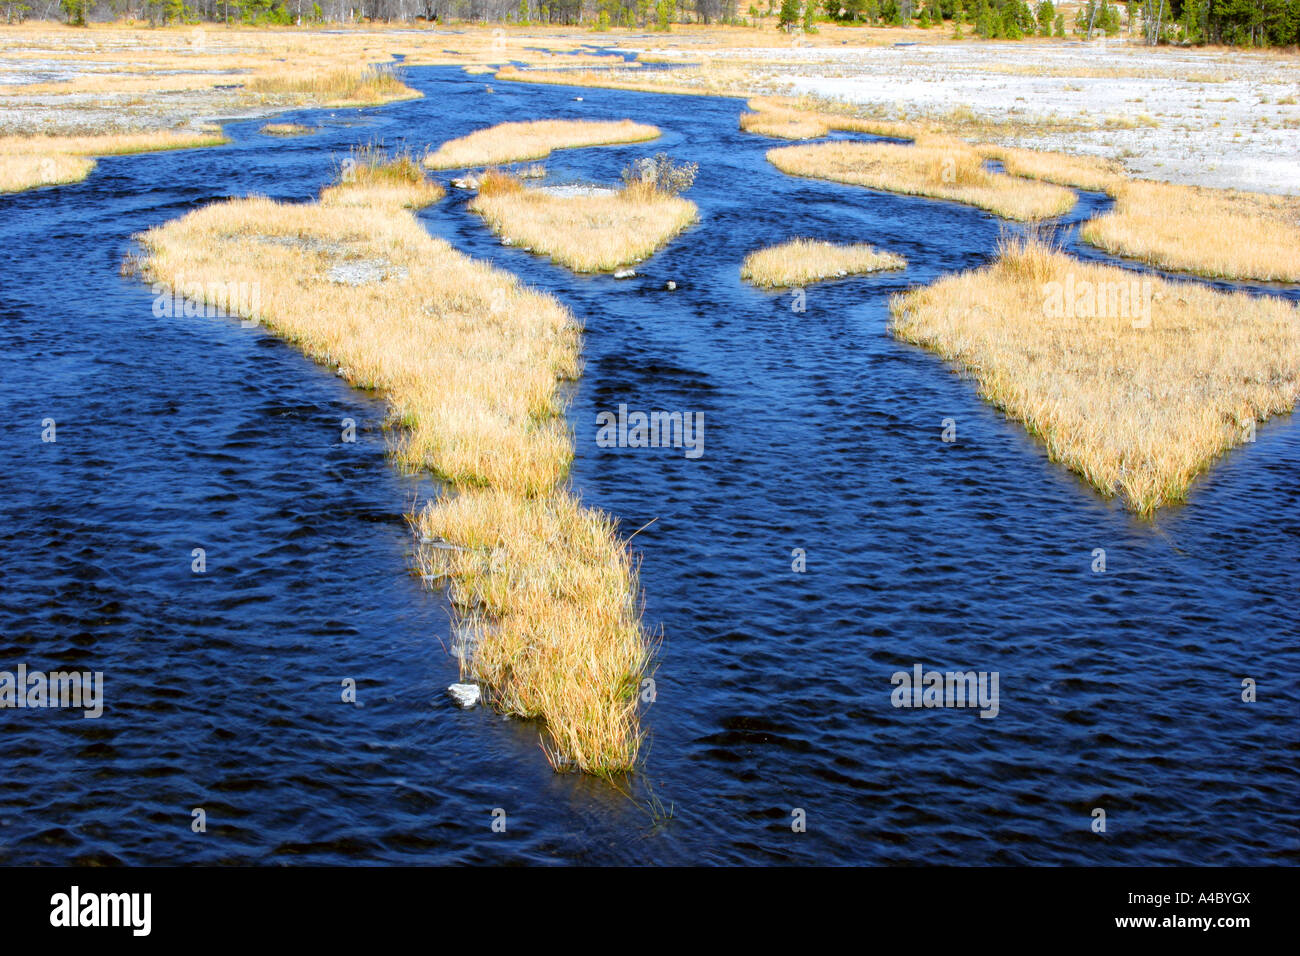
(1, 66, 1296, 865)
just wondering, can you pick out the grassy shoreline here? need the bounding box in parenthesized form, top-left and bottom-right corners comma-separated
(0, 129, 228, 193)
(890, 237, 1300, 514)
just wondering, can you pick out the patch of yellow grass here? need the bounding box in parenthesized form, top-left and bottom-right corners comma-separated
(135, 165, 649, 775)
(425, 118, 660, 170)
(259, 123, 316, 137)
(0, 129, 227, 193)
(415, 489, 649, 773)
(975, 144, 1125, 194)
(891, 237, 1300, 514)
(468, 172, 697, 273)
(1081, 180, 1300, 282)
(245, 64, 420, 107)
(768, 139, 1076, 221)
(320, 144, 445, 210)
(741, 238, 906, 288)
(740, 97, 922, 141)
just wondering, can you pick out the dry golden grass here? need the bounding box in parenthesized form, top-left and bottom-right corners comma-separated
(1081, 180, 1300, 282)
(136, 163, 649, 775)
(891, 237, 1300, 514)
(0, 152, 95, 192)
(416, 488, 649, 773)
(740, 97, 922, 141)
(259, 123, 316, 137)
(468, 171, 697, 273)
(0, 129, 227, 192)
(768, 139, 1076, 221)
(741, 238, 906, 288)
(425, 118, 660, 170)
(975, 144, 1126, 194)
(320, 144, 446, 210)
(245, 64, 419, 107)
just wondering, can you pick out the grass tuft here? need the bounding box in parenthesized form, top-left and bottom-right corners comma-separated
(741, 238, 906, 288)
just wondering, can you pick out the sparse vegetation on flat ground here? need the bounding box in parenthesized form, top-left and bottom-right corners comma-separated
(741, 238, 906, 288)
(1080, 180, 1300, 282)
(425, 118, 660, 170)
(136, 159, 649, 775)
(0, 129, 227, 193)
(768, 139, 1076, 221)
(468, 166, 697, 273)
(891, 237, 1300, 514)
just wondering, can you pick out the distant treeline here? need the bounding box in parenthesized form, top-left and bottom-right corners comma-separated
(3, 0, 1296, 47)
(817, 0, 1299, 45)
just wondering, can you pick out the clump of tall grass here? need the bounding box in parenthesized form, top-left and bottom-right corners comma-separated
(416, 489, 651, 773)
(320, 144, 445, 210)
(468, 169, 698, 273)
(890, 236, 1300, 514)
(246, 64, 419, 107)
(768, 139, 1076, 221)
(1081, 179, 1300, 282)
(135, 171, 650, 774)
(741, 238, 907, 288)
(424, 118, 660, 170)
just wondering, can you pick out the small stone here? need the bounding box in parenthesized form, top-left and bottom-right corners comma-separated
(448, 683, 481, 708)
(613, 268, 635, 279)
(574, 96, 583, 101)
(666, 280, 677, 290)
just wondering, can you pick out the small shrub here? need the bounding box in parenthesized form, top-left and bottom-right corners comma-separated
(620, 153, 699, 198)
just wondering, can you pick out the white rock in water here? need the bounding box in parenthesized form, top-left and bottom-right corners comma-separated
(666, 280, 677, 290)
(574, 96, 583, 101)
(448, 683, 481, 708)
(613, 268, 636, 279)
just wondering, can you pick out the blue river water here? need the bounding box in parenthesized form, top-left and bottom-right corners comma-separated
(0, 64, 1295, 865)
